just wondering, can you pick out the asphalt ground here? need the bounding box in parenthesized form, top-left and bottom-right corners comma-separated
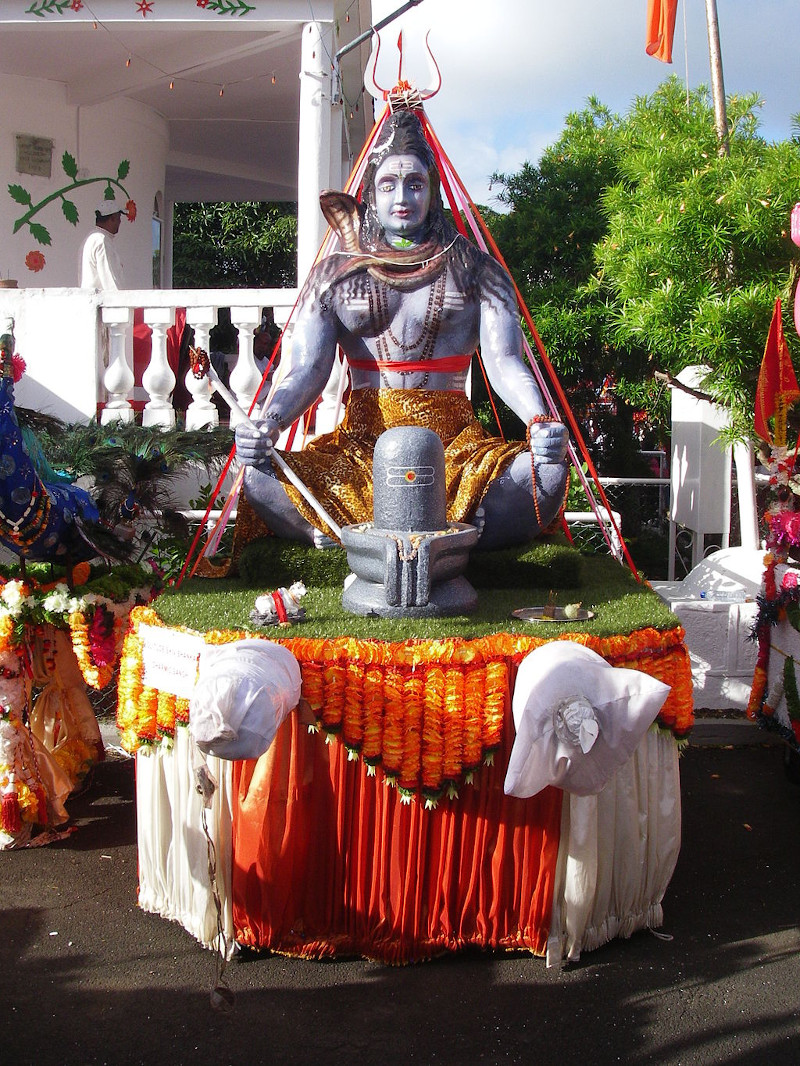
(2, 738, 800, 1066)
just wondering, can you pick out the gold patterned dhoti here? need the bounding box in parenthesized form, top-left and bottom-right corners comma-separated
(276, 388, 527, 540)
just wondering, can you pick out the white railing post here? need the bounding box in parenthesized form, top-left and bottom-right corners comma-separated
(100, 306, 135, 425)
(142, 307, 176, 429)
(228, 306, 261, 427)
(184, 306, 218, 430)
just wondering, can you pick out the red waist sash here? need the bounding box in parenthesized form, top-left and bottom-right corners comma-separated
(347, 354, 473, 374)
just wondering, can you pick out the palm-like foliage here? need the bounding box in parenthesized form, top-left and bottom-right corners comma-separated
(25, 415, 233, 540)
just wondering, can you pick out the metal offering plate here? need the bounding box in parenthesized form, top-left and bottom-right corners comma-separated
(512, 606, 595, 623)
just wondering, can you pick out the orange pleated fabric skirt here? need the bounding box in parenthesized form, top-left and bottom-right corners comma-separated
(231, 669, 562, 963)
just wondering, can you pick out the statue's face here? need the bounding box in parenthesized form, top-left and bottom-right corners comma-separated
(373, 153, 432, 244)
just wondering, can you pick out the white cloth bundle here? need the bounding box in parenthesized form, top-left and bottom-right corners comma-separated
(189, 639, 301, 761)
(504, 641, 670, 798)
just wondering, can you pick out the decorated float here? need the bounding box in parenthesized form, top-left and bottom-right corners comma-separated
(0, 329, 214, 849)
(103, 51, 694, 970)
(747, 207, 800, 771)
(0, 562, 157, 848)
(2, 49, 694, 970)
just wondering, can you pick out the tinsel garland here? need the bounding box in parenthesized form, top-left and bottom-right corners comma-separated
(116, 607, 694, 803)
(783, 655, 800, 721)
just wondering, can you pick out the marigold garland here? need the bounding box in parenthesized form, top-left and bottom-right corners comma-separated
(381, 666, 405, 781)
(362, 664, 385, 767)
(421, 666, 445, 796)
(68, 609, 117, 691)
(342, 659, 365, 754)
(442, 667, 465, 783)
(399, 671, 424, 796)
(462, 666, 485, 773)
(115, 608, 694, 800)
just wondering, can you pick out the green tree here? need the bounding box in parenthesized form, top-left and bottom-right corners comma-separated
(488, 78, 800, 441)
(172, 201, 297, 288)
(488, 98, 649, 463)
(594, 79, 800, 438)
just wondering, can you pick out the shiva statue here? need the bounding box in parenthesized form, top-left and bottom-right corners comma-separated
(235, 109, 569, 550)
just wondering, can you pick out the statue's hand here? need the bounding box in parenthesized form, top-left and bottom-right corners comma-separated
(527, 419, 569, 464)
(235, 419, 278, 467)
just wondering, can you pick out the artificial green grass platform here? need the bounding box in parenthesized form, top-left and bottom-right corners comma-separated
(155, 538, 678, 642)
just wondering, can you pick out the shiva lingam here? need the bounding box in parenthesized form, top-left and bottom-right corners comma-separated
(341, 427, 479, 618)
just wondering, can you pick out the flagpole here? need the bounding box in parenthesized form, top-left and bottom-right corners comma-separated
(704, 0, 729, 153)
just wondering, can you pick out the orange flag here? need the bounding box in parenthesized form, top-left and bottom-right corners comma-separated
(646, 0, 678, 63)
(754, 298, 800, 443)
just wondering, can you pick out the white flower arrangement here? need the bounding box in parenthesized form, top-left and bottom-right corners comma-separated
(0, 580, 34, 618)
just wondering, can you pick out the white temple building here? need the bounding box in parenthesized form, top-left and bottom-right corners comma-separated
(0, 0, 375, 424)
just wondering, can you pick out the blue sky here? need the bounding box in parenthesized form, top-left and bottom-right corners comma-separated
(369, 0, 800, 207)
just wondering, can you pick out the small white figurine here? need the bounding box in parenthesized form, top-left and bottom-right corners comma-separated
(250, 581, 307, 627)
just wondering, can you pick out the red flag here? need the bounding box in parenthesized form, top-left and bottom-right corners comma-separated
(646, 0, 678, 63)
(754, 299, 800, 443)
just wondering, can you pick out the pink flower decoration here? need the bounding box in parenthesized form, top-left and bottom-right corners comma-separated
(782, 571, 799, 591)
(11, 355, 26, 383)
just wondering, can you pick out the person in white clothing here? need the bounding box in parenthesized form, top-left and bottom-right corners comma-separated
(80, 198, 126, 289)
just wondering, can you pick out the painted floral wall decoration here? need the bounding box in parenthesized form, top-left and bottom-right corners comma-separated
(9, 155, 135, 273)
(25, 1, 256, 17)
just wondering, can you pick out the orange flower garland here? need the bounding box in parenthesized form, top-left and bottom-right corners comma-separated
(342, 659, 365, 756)
(116, 624, 146, 753)
(381, 665, 405, 781)
(68, 609, 117, 690)
(362, 663, 385, 769)
(462, 665, 485, 773)
(321, 644, 346, 734)
(442, 666, 465, 785)
(115, 609, 694, 799)
(157, 690, 178, 743)
(421, 666, 445, 800)
(399, 670, 424, 798)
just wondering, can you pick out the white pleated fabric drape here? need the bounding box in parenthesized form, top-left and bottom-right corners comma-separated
(546, 727, 682, 966)
(135, 727, 235, 956)
(132, 726, 680, 966)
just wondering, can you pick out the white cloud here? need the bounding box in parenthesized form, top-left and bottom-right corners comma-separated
(368, 0, 800, 204)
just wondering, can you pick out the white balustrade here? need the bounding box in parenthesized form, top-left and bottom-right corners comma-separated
(228, 306, 263, 426)
(100, 306, 135, 425)
(0, 288, 299, 428)
(141, 307, 177, 429)
(184, 306, 218, 430)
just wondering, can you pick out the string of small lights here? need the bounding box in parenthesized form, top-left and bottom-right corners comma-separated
(53, 0, 374, 117)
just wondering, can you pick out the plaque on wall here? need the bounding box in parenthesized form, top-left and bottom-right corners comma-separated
(15, 134, 54, 179)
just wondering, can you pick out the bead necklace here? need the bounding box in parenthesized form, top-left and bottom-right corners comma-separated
(369, 271, 447, 389)
(0, 488, 51, 547)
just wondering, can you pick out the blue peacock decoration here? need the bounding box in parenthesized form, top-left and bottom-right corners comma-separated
(0, 332, 102, 566)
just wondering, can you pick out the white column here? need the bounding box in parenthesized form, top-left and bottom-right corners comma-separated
(100, 306, 135, 425)
(228, 306, 262, 427)
(184, 306, 218, 430)
(734, 440, 759, 549)
(297, 20, 334, 281)
(141, 307, 176, 429)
